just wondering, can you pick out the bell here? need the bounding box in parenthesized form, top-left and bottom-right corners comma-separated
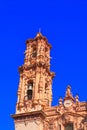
(28, 84, 33, 90)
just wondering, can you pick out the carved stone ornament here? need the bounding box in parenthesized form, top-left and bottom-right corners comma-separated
(12, 32, 87, 130)
(34, 120, 41, 125)
(24, 120, 28, 126)
(75, 102, 81, 111)
(77, 122, 84, 130)
(59, 97, 63, 105)
(65, 85, 74, 100)
(43, 120, 49, 130)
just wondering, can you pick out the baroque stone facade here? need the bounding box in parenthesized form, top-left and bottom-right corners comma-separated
(12, 32, 87, 130)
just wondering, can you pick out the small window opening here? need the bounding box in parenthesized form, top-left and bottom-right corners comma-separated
(27, 82, 33, 100)
(32, 48, 37, 58)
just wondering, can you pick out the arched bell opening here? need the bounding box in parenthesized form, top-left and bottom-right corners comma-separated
(27, 81, 33, 100)
(31, 46, 37, 58)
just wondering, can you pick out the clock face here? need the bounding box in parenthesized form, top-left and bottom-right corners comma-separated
(64, 100, 72, 107)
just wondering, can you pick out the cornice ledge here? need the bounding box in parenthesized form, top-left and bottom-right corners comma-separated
(11, 110, 46, 119)
(61, 111, 86, 118)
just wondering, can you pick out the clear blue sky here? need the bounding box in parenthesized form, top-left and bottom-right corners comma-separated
(0, 0, 87, 129)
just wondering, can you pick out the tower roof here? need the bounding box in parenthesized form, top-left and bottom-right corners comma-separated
(36, 32, 43, 37)
(26, 32, 52, 48)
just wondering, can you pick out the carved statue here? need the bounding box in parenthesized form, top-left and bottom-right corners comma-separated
(66, 85, 71, 97)
(65, 85, 74, 100)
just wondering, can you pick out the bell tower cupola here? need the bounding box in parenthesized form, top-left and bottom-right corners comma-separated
(16, 32, 55, 114)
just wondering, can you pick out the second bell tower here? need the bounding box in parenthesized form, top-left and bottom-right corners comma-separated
(16, 32, 55, 114)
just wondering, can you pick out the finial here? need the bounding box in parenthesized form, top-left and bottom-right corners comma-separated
(67, 85, 71, 89)
(75, 94, 79, 103)
(39, 28, 41, 33)
(59, 97, 63, 105)
(36, 28, 42, 37)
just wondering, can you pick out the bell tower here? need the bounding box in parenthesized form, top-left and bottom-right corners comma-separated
(11, 32, 87, 130)
(16, 32, 55, 114)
